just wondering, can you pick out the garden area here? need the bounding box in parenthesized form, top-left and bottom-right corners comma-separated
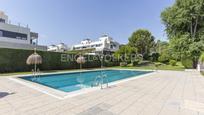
(1, 0, 204, 75)
(113, 0, 204, 71)
(114, 61, 185, 71)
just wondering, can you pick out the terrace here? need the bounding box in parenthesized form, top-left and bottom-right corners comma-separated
(0, 70, 203, 115)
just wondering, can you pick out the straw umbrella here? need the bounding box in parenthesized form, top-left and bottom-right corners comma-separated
(26, 48, 42, 76)
(76, 55, 86, 69)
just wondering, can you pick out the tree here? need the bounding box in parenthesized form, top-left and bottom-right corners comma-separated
(199, 52, 204, 62)
(158, 52, 170, 63)
(128, 29, 155, 56)
(114, 45, 138, 63)
(155, 40, 169, 54)
(154, 40, 172, 63)
(168, 34, 192, 60)
(161, 0, 204, 68)
(161, 0, 204, 38)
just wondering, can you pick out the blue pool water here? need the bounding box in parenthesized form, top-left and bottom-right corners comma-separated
(20, 70, 151, 92)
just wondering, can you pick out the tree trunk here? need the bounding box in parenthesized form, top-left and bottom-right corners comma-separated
(193, 17, 198, 39)
(190, 20, 193, 37)
(193, 58, 198, 69)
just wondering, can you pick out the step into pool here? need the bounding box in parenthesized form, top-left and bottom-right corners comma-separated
(20, 70, 152, 92)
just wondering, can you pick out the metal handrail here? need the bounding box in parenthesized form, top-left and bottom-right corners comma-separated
(32, 68, 41, 81)
(92, 72, 109, 89)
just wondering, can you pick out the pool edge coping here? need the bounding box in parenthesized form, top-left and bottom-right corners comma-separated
(8, 69, 156, 100)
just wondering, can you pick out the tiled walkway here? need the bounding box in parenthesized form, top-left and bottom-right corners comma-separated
(0, 70, 204, 115)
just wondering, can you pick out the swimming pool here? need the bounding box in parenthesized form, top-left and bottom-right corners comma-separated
(20, 70, 152, 92)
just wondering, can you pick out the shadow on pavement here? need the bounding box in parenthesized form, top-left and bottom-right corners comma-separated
(0, 92, 15, 98)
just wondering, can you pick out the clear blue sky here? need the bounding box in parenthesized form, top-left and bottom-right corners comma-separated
(0, 0, 174, 46)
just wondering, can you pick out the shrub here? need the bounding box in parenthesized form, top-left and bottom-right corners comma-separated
(169, 60, 177, 66)
(132, 54, 143, 66)
(181, 58, 193, 69)
(133, 60, 139, 66)
(104, 61, 119, 67)
(150, 52, 160, 62)
(143, 53, 149, 60)
(158, 53, 170, 63)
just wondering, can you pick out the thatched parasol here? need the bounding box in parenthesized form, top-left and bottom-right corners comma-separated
(77, 56, 85, 69)
(26, 54, 42, 65)
(26, 48, 42, 75)
(76, 56, 86, 64)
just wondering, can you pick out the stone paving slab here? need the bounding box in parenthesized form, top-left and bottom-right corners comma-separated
(0, 70, 204, 115)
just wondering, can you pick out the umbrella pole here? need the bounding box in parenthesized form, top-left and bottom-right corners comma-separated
(80, 63, 82, 78)
(80, 52, 82, 72)
(34, 48, 36, 78)
(34, 63, 36, 77)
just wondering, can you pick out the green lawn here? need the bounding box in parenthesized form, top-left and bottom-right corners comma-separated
(0, 69, 82, 76)
(112, 62, 185, 71)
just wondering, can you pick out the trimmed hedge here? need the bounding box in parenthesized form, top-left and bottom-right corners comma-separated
(0, 48, 119, 73)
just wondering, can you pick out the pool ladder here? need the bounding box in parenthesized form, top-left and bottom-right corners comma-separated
(92, 72, 109, 89)
(32, 69, 41, 81)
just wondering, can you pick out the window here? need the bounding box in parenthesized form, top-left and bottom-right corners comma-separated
(96, 44, 102, 47)
(110, 44, 117, 49)
(0, 18, 5, 23)
(0, 29, 27, 40)
(110, 45, 113, 49)
(0, 31, 2, 37)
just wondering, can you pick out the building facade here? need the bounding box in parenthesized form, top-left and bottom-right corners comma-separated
(48, 43, 69, 52)
(72, 35, 120, 54)
(0, 11, 47, 51)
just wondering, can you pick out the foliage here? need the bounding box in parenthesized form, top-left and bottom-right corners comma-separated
(161, 0, 204, 38)
(155, 40, 169, 54)
(150, 52, 160, 62)
(113, 62, 185, 71)
(158, 52, 170, 63)
(135, 54, 143, 64)
(161, 0, 204, 68)
(104, 60, 119, 67)
(132, 57, 143, 66)
(114, 45, 138, 63)
(132, 60, 139, 66)
(168, 34, 192, 60)
(128, 29, 155, 55)
(0, 48, 119, 73)
(169, 60, 177, 66)
(181, 58, 193, 69)
(199, 53, 204, 62)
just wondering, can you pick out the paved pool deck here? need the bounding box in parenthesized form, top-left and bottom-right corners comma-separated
(0, 70, 204, 115)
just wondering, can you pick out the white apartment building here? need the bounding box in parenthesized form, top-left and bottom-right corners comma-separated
(48, 43, 68, 52)
(0, 11, 47, 51)
(72, 35, 120, 54)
